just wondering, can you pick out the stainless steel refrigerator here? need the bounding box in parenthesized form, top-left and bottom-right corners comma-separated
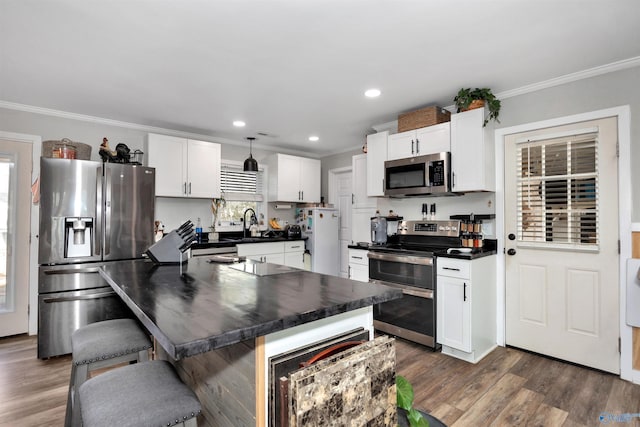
(37, 158, 155, 358)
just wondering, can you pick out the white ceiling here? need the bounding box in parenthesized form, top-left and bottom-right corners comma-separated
(1, 0, 639, 157)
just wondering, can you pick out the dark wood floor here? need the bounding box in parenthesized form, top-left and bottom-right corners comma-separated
(1, 334, 640, 426)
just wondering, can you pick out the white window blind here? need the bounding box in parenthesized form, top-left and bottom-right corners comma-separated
(220, 164, 264, 201)
(516, 132, 598, 249)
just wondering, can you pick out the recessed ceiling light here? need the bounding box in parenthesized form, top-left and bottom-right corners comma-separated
(364, 88, 381, 98)
(233, 120, 246, 127)
(308, 136, 319, 142)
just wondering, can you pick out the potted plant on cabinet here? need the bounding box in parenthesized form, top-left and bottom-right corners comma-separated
(453, 87, 501, 127)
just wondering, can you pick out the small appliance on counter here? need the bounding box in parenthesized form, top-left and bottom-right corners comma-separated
(285, 224, 302, 239)
(370, 211, 403, 245)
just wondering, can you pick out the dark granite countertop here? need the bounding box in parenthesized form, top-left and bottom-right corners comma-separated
(435, 248, 497, 260)
(191, 236, 306, 250)
(99, 258, 402, 360)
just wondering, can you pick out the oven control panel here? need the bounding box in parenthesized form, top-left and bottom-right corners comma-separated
(398, 220, 460, 237)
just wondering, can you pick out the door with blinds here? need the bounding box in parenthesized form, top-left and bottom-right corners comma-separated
(504, 117, 619, 373)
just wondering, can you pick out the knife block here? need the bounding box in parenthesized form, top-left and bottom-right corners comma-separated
(146, 221, 195, 264)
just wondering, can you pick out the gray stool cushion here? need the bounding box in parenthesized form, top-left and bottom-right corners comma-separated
(71, 318, 152, 365)
(78, 360, 201, 427)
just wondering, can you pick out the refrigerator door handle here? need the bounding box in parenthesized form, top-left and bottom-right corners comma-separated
(104, 165, 112, 256)
(42, 290, 117, 303)
(95, 165, 103, 257)
(43, 267, 101, 275)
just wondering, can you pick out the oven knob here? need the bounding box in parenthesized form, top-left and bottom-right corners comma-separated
(438, 226, 444, 231)
(445, 226, 451, 231)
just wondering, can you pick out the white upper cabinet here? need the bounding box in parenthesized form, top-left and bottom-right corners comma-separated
(267, 153, 321, 203)
(352, 154, 375, 208)
(366, 131, 388, 197)
(450, 108, 495, 192)
(148, 133, 221, 198)
(387, 122, 450, 161)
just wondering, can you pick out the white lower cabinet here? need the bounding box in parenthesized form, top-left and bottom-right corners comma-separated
(348, 249, 369, 282)
(236, 241, 304, 268)
(436, 256, 496, 363)
(284, 241, 305, 269)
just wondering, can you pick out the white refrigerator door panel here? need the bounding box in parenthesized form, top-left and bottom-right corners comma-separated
(310, 209, 339, 276)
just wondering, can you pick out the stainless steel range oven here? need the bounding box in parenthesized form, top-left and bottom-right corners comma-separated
(368, 219, 461, 348)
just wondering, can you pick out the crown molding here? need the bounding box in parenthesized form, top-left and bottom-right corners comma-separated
(0, 100, 320, 157)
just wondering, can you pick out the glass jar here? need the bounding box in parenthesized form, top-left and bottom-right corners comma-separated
(473, 233, 484, 248)
(54, 143, 76, 159)
(473, 220, 482, 234)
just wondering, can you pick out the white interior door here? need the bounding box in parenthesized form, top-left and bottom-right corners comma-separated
(0, 138, 32, 337)
(504, 117, 619, 373)
(330, 169, 352, 278)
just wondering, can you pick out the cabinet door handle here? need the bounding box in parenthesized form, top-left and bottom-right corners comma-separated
(452, 172, 456, 188)
(189, 182, 192, 194)
(411, 139, 415, 155)
(416, 138, 420, 154)
(463, 283, 467, 301)
(183, 182, 187, 194)
(352, 256, 363, 260)
(352, 194, 354, 204)
(443, 267, 460, 271)
(290, 245, 301, 249)
(348, 265, 351, 278)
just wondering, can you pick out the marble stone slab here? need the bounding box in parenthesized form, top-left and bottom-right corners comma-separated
(287, 336, 397, 426)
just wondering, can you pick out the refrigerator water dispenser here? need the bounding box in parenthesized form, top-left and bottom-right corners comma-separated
(64, 217, 93, 258)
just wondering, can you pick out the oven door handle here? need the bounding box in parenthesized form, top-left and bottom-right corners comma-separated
(42, 290, 117, 303)
(370, 279, 433, 299)
(367, 251, 433, 266)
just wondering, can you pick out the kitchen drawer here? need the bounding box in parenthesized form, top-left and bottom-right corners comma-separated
(437, 258, 470, 279)
(237, 242, 284, 257)
(348, 249, 369, 266)
(284, 241, 305, 253)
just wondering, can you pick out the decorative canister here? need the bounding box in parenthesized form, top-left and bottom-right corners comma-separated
(53, 142, 76, 159)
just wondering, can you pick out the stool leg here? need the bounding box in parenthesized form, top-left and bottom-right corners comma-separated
(64, 363, 77, 427)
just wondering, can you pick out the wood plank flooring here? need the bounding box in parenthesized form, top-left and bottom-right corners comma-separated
(1, 334, 640, 426)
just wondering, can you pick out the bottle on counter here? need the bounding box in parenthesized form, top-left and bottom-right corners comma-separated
(196, 217, 203, 243)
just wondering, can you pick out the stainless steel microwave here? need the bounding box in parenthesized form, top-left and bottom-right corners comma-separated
(384, 152, 451, 196)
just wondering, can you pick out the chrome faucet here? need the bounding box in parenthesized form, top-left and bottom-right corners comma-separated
(243, 208, 257, 238)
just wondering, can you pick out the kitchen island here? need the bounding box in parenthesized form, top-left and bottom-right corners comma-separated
(99, 258, 402, 426)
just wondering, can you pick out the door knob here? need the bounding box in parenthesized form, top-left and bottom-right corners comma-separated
(507, 248, 517, 256)
(508, 233, 516, 241)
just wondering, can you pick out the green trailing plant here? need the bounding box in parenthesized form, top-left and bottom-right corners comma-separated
(453, 87, 501, 127)
(397, 375, 429, 427)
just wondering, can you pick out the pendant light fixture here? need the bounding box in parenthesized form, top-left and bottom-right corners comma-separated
(243, 137, 258, 172)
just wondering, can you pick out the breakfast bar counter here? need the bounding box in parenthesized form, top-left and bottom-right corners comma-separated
(99, 258, 402, 426)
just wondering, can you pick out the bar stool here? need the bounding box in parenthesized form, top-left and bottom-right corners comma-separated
(64, 318, 153, 426)
(75, 360, 201, 427)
